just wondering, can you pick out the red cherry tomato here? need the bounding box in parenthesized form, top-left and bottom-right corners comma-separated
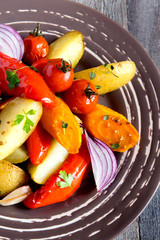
(63, 79, 99, 114)
(43, 58, 74, 92)
(23, 23, 49, 65)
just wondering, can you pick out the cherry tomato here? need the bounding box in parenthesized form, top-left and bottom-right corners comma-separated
(32, 58, 49, 75)
(63, 79, 99, 114)
(43, 58, 74, 92)
(23, 23, 49, 65)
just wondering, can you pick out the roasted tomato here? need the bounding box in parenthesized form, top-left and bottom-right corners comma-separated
(43, 58, 74, 92)
(23, 23, 49, 65)
(63, 79, 99, 114)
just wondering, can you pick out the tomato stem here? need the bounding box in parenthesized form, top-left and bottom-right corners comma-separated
(32, 23, 43, 37)
(84, 83, 98, 99)
(56, 59, 72, 73)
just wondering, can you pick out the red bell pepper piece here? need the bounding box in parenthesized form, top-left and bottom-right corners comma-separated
(32, 58, 49, 75)
(0, 51, 57, 108)
(23, 134, 91, 209)
(27, 122, 52, 165)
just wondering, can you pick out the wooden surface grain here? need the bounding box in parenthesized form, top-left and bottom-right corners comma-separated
(71, 0, 160, 239)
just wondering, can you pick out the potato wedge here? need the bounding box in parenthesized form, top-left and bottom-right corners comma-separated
(74, 61, 136, 94)
(80, 104, 139, 152)
(0, 97, 42, 160)
(0, 160, 28, 197)
(40, 97, 82, 154)
(47, 31, 85, 68)
(28, 138, 69, 184)
(3, 144, 28, 164)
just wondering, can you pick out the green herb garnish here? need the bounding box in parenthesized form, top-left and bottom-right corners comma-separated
(89, 71, 96, 80)
(6, 65, 39, 90)
(6, 70, 20, 90)
(103, 115, 109, 120)
(13, 114, 24, 125)
(13, 109, 36, 133)
(96, 85, 101, 89)
(56, 170, 73, 189)
(111, 143, 119, 149)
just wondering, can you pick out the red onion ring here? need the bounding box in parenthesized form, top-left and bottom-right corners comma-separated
(0, 24, 24, 60)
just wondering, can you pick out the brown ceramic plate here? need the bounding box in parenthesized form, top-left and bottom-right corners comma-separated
(0, 0, 160, 239)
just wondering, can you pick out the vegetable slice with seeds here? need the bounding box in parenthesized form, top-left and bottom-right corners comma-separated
(80, 104, 139, 152)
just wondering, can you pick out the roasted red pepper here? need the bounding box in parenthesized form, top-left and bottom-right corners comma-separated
(27, 122, 52, 165)
(0, 51, 57, 108)
(23, 134, 91, 209)
(32, 58, 49, 75)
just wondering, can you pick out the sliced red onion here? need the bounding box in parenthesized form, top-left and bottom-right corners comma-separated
(0, 24, 24, 60)
(84, 130, 117, 192)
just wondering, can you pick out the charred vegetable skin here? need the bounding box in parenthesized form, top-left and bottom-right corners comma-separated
(0, 51, 57, 108)
(81, 104, 139, 152)
(23, 134, 91, 209)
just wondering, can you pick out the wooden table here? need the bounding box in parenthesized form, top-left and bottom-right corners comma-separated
(72, 0, 160, 239)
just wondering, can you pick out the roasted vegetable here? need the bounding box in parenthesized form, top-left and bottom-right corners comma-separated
(27, 123, 52, 166)
(23, 134, 91, 209)
(74, 61, 136, 94)
(80, 104, 139, 152)
(23, 23, 49, 65)
(0, 51, 57, 108)
(0, 97, 43, 160)
(0, 160, 28, 197)
(40, 97, 82, 154)
(3, 144, 28, 164)
(63, 79, 99, 114)
(28, 138, 69, 185)
(47, 31, 85, 68)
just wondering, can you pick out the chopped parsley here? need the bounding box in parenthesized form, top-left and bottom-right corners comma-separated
(89, 71, 96, 80)
(96, 85, 101, 89)
(56, 170, 73, 189)
(111, 143, 119, 149)
(6, 66, 39, 90)
(103, 115, 109, 121)
(6, 70, 20, 90)
(13, 109, 36, 133)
